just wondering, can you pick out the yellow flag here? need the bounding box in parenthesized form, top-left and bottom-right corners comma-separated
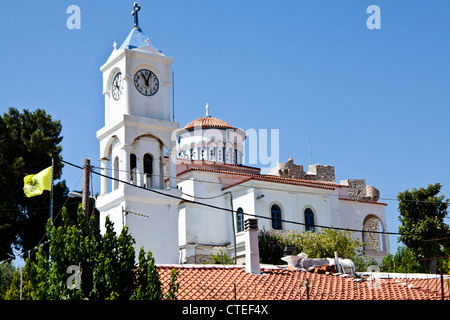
(23, 166, 52, 198)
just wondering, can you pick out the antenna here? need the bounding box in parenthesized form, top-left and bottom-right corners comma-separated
(172, 69, 175, 122)
(308, 136, 312, 165)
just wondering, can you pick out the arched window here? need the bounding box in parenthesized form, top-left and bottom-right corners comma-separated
(236, 207, 244, 233)
(363, 215, 382, 252)
(209, 148, 215, 161)
(130, 153, 137, 184)
(217, 148, 223, 163)
(304, 208, 315, 232)
(271, 204, 282, 230)
(143, 154, 153, 188)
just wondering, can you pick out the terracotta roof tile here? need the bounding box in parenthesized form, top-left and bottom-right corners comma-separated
(158, 265, 450, 300)
(179, 167, 341, 191)
(339, 197, 388, 206)
(182, 116, 237, 131)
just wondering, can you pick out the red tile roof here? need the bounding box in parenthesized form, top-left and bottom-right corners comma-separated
(158, 265, 450, 300)
(182, 116, 237, 131)
(178, 167, 342, 191)
(339, 197, 388, 206)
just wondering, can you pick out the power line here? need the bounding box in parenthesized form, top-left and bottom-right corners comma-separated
(91, 165, 449, 206)
(1, 136, 448, 237)
(2, 132, 445, 206)
(87, 164, 402, 236)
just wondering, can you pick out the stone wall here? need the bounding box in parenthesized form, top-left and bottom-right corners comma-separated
(340, 179, 380, 202)
(306, 164, 335, 182)
(270, 157, 335, 182)
(363, 216, 381, 251)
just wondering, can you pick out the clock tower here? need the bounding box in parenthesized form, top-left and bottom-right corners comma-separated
(96, 3, 180, 264)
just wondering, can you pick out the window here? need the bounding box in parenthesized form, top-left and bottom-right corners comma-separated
(304, 208, 315, 232)
(130, 154, 137, 184)
(236, 207, 244, 233)
(209, 148, 215, 161)
(144, 153, 153, 188)
(217, 148, 223, 163)
(271, 204, 282, 230)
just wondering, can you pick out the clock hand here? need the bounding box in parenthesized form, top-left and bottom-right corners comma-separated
(142, 72, 150, 86)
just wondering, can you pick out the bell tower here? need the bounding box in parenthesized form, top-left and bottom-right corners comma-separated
(96, 3, 180, 264)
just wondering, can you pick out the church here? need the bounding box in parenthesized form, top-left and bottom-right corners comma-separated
(95, 3, 390, 266)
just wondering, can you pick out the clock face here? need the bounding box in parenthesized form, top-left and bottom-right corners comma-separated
(111, 72, 123, 100)
(134, 69, 159, 96)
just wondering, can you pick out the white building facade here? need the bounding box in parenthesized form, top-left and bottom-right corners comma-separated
(96, 4, 389, 265)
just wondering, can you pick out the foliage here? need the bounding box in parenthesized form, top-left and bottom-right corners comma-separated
(4, 261, 32, 300)
(351, 255, 378, 272)
(15, 206, 178, 300)
(0, 107, 67, 260)
(258, 227, 363, 264)
(258, 228, 290, 264)
(210, 249, 233, 265)
(302, 228, 362, 259)
(165, 268, 180, 300)
(397, 183, 450, 273)
(131, 248, 162, 300)
(0, 261, 15, 299)
(381, 245, 425, 273)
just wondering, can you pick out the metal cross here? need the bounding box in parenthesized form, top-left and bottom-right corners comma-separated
(131, 2, 141, 29)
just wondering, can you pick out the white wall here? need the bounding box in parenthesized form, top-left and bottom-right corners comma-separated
(339, 199, 390, 254)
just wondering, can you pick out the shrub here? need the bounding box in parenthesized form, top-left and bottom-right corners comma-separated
(258, 227, 363, 264)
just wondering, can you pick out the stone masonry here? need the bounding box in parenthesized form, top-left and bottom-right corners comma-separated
(340, 179, 380, 202)
(362, 216, 381, 251)
(270, 157, 335, 182)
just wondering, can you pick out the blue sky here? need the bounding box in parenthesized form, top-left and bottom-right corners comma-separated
(2, 0, 450, 261)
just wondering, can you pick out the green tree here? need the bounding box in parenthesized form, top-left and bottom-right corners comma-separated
(352, 255, 379, 272)
(0, 261, 15, 299)
(397, 183, 450, 273)
(4, 261, 32, 300)
(258, 228, 289, 264)
(0, 108, 65, 260)
(24, 207, 178, 300)
(381, 245, 424, 273)
(301, 228, 362, 259)
(210, 249, 233, 265)
(258, 227, 363, 264)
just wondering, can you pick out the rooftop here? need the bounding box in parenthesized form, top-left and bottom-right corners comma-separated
(158, 265, 450, 300)
(181, 115, 238, 132)
(118, 27, 163, 55)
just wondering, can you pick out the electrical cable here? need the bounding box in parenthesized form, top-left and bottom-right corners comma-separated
(92, 164, 450, 205)
(87, 165, 402, 236)
(2, 136, 448, 237)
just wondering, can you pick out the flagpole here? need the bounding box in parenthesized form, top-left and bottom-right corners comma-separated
(50, 156, 54, 224)
(49, 156, 54, 264)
